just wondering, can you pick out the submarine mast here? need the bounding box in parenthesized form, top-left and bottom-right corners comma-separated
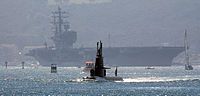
(94, 41, 105, 77)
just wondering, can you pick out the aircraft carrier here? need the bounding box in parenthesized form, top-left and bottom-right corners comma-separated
(26, 7, 184, 67)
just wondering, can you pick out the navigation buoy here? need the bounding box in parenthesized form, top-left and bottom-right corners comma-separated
(22, 62, 25, 69)
(51, 64, 57, 73)
(5, 61, 8, 69)
(115, 67, 118, 76)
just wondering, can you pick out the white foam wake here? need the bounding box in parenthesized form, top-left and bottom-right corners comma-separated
(117, 77, 200, 83)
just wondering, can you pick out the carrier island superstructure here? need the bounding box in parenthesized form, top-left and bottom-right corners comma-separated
(26, 7, 184, 67)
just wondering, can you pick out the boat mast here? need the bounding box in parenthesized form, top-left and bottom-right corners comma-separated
(108, 33, 111, 48)
(184, 29, 190, 66)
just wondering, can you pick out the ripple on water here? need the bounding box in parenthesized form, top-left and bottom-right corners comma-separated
(0, 66, 200, 95)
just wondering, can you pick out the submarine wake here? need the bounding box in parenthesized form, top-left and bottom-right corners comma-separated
(118, 77, 200, 83)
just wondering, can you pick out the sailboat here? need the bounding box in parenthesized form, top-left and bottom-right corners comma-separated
(184, 29, 193, 70)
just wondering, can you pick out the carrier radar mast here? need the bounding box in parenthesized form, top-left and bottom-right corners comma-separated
(51, 6, 68, 36)
(50, 6, 76, 50)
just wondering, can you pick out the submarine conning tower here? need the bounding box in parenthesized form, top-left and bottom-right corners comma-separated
(86, 41, 123, 81)
(90, 41, 107, 77)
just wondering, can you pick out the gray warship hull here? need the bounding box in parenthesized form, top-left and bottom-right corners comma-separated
(26, 46, 184, 67)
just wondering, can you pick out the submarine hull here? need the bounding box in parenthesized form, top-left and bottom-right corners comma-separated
(82, 76, 123, 81)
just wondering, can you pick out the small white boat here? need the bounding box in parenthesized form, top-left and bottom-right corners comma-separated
(82, 61, 94, 72)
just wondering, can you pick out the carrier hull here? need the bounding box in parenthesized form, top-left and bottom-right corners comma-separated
(26, 46, 184, 67)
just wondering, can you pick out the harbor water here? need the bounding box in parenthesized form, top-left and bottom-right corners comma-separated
(0, 65, 200, 95)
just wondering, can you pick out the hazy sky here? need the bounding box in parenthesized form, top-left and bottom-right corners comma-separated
(64, 0, 200, 49)
(0, 0, 200, 49)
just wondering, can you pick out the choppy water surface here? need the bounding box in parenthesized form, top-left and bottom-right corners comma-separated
(0, 66, 200, 95)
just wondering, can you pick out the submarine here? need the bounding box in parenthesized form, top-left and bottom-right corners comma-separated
(83, 41, 123, 81)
